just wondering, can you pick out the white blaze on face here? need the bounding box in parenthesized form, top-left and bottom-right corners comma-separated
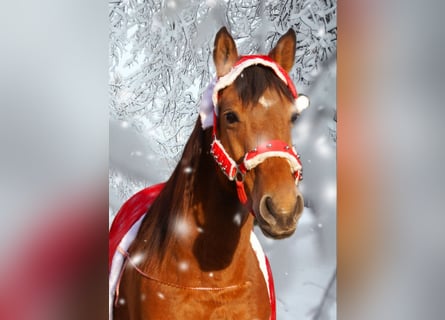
(258, 94, 276, 109)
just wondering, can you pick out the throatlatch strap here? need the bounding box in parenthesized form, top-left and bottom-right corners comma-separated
(236, 179, 248, 204)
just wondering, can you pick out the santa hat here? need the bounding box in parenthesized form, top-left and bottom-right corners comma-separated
(199, 55, 309, 129)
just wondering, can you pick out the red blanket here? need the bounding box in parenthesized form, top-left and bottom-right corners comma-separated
(109, 183, 276, 320)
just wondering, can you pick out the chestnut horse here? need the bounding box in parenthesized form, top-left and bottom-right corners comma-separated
(110, 27, 308, 320)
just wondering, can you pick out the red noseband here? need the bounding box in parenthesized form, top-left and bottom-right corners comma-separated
(210, 135, 303, 205)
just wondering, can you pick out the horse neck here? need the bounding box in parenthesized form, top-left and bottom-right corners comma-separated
(159, 127, 255, 281)
(135, 125, 255, 287)
(188, 138, 254, 272)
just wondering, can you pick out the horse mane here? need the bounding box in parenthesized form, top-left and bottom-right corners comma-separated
(136, 118, 211, 262)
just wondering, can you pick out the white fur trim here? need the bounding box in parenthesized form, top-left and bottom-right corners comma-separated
(199, 78, 216, 129)
(202, 57, 308, 125)
(250, 232, 270, 297)
(295, 94, 310, 112)
(212, 58, 290, 112)
(244, 151, 302, 173)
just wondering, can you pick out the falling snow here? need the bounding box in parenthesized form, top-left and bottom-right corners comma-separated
(130, 253, 145, 266)
(174, 217, 191, 238)
(233, 212, 242, 226)
(157, 292, 165, 300)
(178, 261, 189, 272)
(109, 0, 336, 319)
(183, 166, 193, 174)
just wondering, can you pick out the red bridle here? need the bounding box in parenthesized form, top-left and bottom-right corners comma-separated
(210, 55, 305, 205)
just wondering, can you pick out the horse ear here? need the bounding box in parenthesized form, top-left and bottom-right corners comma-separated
(213, 27, 238, 77)
(268, 29, 296, 73)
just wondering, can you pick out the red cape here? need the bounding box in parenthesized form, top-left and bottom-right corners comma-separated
(109, 183, 276, 320)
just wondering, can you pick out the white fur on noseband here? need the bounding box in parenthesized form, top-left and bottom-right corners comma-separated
(244, 151, 302, 173)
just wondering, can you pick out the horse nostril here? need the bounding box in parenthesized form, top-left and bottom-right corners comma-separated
(259, 196, 277, 226)
(265, 195, 298, 218)
(263, 196, 293, 220)
(265, 196, 275, 215)
(260, 194, 303, 228)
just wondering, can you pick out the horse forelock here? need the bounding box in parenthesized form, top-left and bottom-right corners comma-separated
(232, 65, 295, 109)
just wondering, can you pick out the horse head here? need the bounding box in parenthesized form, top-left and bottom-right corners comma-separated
(209, 27, 308, 239)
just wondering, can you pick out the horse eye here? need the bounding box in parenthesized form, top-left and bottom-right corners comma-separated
(291, 113, 299, 124)
(224, 112, 239, 124)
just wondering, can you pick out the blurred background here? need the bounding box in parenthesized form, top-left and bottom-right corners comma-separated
(108, 1, 336, 319)
(1, 0, 445, 319)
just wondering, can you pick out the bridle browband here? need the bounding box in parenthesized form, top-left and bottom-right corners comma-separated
(209, 55, 307, 205)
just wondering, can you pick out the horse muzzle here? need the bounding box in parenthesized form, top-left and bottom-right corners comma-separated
(256, 192, 304, 239)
